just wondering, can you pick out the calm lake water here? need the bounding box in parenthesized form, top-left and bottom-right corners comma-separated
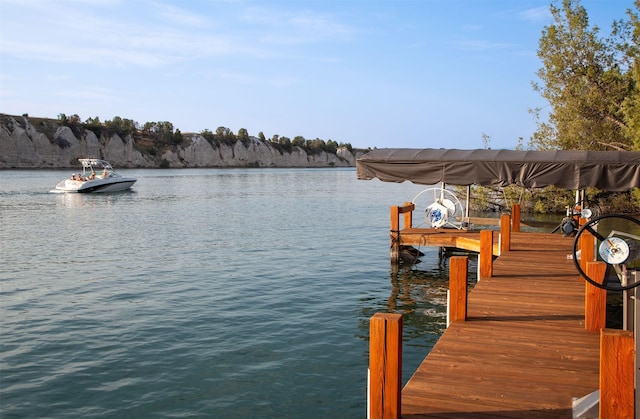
(1, 168, 472, 418)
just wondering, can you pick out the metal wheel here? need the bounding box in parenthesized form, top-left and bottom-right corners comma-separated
(412, 187, 464, 229)
(572, 214, 640, 290)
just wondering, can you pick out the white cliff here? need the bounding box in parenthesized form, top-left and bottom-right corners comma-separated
(0, 114, 366, 168)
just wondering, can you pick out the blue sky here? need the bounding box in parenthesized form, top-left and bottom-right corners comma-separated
(0, 0, 633, 150)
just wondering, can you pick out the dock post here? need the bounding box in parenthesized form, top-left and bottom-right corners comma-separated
(585, 261, 607, 332)
(580, 227, 604, 332)
(499, 214, 511, 254)
(402, 201, 413, 230)
(369, 313, 402, 419)
(479, 230, 493, 278)
(600, 329, 634, 418)
(390, 203, 415, 266)
(449, 256, 468, 323)
(579, 226, 595, 273)
(390, 206, 400, 265)
(511, 204, 521, 232)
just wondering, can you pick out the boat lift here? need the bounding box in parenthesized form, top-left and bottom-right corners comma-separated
(572, 214, 640, 418)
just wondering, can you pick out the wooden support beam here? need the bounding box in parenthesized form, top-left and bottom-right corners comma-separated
(369, 313, 403, 419)
(479, 230, 493, 278)
(402, 201, 413, 230)
(511, 204, 521, 233)
(600, 329, 635, 419)
(390, 203, 415, 264)
(390, 206, 400, 264)
(449, 256, 468, 323)
(500, 214, 511, 254)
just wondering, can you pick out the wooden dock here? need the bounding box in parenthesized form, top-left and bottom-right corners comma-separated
(400, 232, 601, 418)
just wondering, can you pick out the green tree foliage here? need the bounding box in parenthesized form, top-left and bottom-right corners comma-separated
(56, 113, 83, 136)
(325, 140, 338, 154)
(619, 1, 640, 147)
(84, 116, 101, 127)
(142, 121, 155, 134)
(623, 56, 640, 148)
(83, 116, 103, 136)
(214, 126, 236, 145)
(279, 136, 292, 152)
(173, 128, 183, 144)
(292, 136, 305, 148)
(305, 138, 326, 153)
(532, 0, 639, 151)
(104, 116, 137, 137)
(156, 121, 175, 143)
(57, 113, 81, 126)
(200, 129, 215, 143)
(216, 126, 231, 137)
(237, 128, 249, 139)
(140, 121, 175, 143)
(67, 114, 82, 126)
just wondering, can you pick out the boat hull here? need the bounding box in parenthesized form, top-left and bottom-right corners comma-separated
(54, 178, 137, 193)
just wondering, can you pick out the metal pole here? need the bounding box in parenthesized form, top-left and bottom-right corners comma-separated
(465, 185, 470, 220)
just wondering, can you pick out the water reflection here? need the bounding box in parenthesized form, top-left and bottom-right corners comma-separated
(390, 253, 476, 313)
(54, 190, 136, 208)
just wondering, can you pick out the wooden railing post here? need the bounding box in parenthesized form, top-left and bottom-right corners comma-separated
(511, 204, 521, 233)
(579, 226, 595, 273)
(449, 256, 468, 323)
(390, 203, 415, 265)
(579, 227, 606, 332)
(390, 206, 400, 264)
(585, 261, 607, 332)
(479, 230, 493, 278)
(500, 214, 511, 254)
(369, 313, 402, 419)
(600, 329, 634, 418)
(403, 201, 413, 230)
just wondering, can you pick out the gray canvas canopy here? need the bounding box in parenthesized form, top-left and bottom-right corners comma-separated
(356, 148, 640, 191)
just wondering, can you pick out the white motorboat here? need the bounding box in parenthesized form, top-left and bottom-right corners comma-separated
(52, 159, 137, 193)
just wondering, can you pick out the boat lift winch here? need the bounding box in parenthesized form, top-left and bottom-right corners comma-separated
(571, 213, 640, 418)
(411, 183, 469, 230)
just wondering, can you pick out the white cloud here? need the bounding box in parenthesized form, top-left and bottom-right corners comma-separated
(462, 24, 483, 31)
(1, 2, 166, 65)
(518, 6, 550, 23)
(453, 39, 515, 51)
(147, 1, 208, 27)
(240, 6, 355, 45)
(0, 0, 352, 68)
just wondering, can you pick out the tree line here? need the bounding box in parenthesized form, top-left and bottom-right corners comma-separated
(55, 113, 353, 155)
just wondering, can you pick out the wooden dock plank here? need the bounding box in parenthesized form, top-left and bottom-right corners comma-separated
(401, 232, 600, 418)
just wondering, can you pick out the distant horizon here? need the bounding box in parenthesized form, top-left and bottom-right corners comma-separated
(0, 0, 631, 150)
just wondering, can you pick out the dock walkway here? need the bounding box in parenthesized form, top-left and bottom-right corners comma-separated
(401, 232, 601, 418)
